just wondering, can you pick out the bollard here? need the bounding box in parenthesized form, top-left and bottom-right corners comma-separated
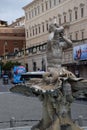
(10, 117, 16, 127)
(78, 115, 83, 127)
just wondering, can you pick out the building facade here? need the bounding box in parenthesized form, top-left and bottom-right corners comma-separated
(0, 27, 25, 61)
(22, 0, 87, 77)
(9, 16, 25, 28)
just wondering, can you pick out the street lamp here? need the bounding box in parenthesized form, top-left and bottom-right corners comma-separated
(23, 43, 26, 67)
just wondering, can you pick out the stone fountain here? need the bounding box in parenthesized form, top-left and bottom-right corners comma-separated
(10, 21, 87, 130)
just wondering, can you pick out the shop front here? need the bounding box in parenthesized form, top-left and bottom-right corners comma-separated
(63, 43, 87, 79)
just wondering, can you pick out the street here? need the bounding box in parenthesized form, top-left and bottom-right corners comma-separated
(0, 92, 42, 129)
(0, 78, 42, 129)
(0, 79, 13, 92)
(0, 78, 87, 129)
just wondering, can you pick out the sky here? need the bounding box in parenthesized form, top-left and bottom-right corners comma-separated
(0, 0, 33, 24)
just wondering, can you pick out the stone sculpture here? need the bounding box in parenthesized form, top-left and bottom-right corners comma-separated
(10, 22, 87, 130)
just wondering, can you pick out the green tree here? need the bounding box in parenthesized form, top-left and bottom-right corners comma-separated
(2, 61, 21, 71)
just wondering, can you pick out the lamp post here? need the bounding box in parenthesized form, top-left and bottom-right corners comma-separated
(23, 43, 26, 67)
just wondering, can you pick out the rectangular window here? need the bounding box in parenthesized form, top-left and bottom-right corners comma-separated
(75, 10, 78, 20)
(35, 27, 37, 35)
(75, 32, 78, 40)
(49, 0, 52, 8)
(14, 42, 18, 46)
(42, 24, 44, 32)
(39, 26, 40, 33)
(42, 3, 44, 12)
(37, 6, 40, 14)
(45, 1, 48, 10)
(34, 8, 37, 16)
(29, 12, 31, 19)
(25, 13, 28, 20)
(30, 29, 32, 37)
(31, 10, 34, 17)
(64, 15, 66, 23)
(81, 31, 84, 39)
(59, 0, 61, 3)
(69, 12, 72, 22)
(33, 28, 34, 36)
(59, 17, 61, 25)
(46, 23, 48, 31)
(81, 7, 84, 18)
(69, 34, 72, 40)
(54, 0, 57, 6)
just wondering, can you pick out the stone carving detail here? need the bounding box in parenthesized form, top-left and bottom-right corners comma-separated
(10, 22, 86, 130)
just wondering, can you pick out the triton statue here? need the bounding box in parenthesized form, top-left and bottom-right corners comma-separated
(10, 22, 87, 130)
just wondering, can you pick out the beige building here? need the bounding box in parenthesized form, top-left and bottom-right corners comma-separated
(9, 16, 25, 27)
(23, 0, 87, 77)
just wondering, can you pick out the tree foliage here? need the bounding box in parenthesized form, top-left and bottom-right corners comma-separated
(2, 61, 21, 71)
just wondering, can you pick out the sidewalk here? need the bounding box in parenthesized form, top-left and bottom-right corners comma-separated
(0, 92, 42, 129)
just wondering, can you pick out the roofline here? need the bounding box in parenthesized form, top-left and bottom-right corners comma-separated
(0, 27, 25, 30)
(0, 20, 7, 22)
(23, 0, 38, 10)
